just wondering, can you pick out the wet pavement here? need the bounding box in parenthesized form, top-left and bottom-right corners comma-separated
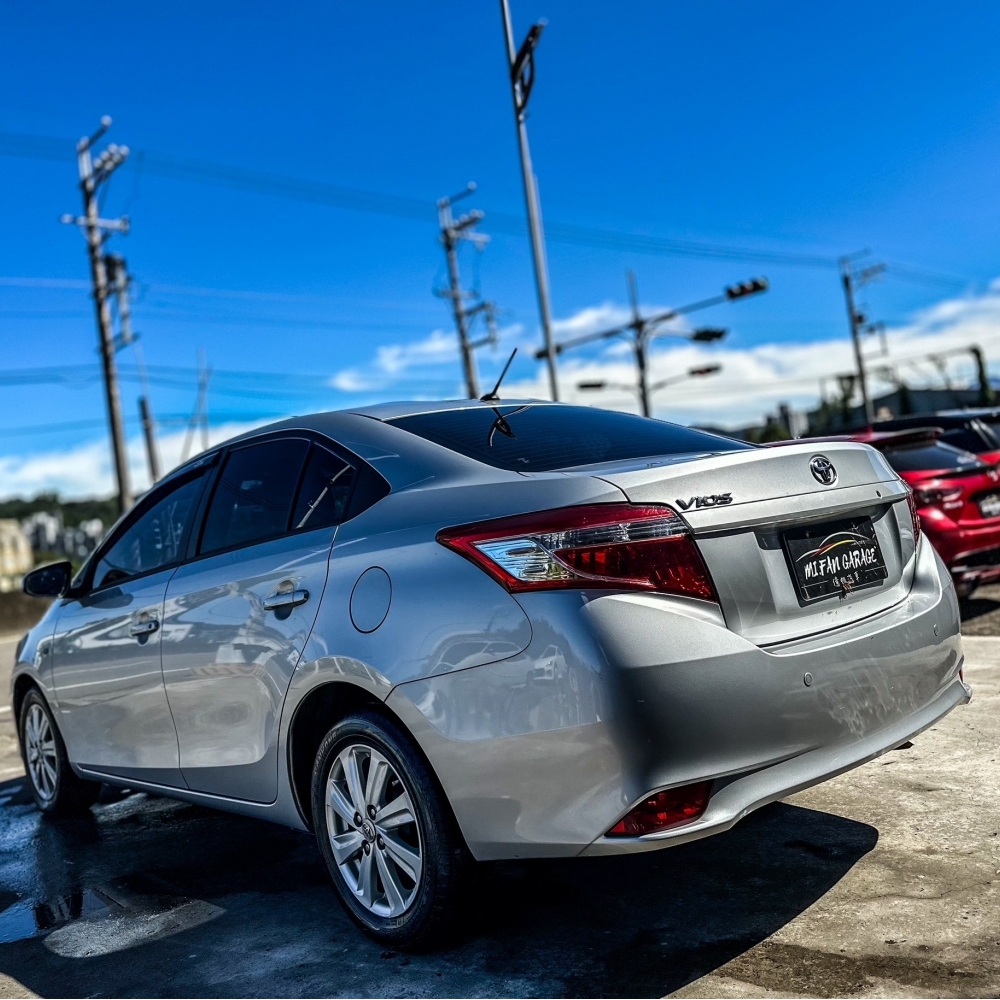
(0, 633, 998, 998)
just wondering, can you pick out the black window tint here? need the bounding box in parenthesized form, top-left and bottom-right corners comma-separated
(201, 438, 310, 554)
(291, 445, 355, 530)
(93, 474, 203, 588)
(388, 404, 750, 472)
(881, 442, 984, 473)
(938, 427, 989, 453)
(983, 419, 1000, 442)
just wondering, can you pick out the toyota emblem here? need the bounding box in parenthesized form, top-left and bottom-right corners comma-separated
(810, 455, 837, 486)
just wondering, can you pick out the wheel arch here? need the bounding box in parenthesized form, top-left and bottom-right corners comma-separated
(12, 671, 43, 729)
(286, 679, 470, 854)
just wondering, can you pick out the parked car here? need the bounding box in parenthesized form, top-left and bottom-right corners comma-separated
(847, 428, 1000, 596)
(872, 412, 1000, 464)
(13, 402, 969, 946)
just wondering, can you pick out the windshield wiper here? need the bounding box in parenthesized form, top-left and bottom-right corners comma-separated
(487, 405, 531, 447)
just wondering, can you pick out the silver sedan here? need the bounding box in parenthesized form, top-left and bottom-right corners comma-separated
(12, 400, 969, 946)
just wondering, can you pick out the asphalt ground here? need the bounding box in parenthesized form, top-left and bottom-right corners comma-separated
(0, 624, 997, 998)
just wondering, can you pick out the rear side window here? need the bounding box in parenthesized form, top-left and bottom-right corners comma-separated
(938, 427, 991, 453)
(93, 473, 204, 588)
(387, 404, 750, 472)
(881, 441, 984, 473)
(291, 444, 356, 530)
(200, 438, 310, 554)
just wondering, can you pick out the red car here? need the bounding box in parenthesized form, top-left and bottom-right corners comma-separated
(831, 429, 1000, 596)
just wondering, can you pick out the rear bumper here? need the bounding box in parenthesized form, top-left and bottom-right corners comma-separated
(388, 537, 965, 860)
(582, 671, 968, 855)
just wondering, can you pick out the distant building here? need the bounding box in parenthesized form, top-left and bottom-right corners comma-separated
(20, 510, 105, 563)
(0, 520, 33, 592)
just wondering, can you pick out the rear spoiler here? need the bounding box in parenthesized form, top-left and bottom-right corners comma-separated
(859, 427, 944, 449)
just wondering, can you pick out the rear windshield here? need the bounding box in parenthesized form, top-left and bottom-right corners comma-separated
(881, 441, 985, 474)
(387, 404, 751, 472)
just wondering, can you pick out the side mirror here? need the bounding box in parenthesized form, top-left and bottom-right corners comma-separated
(23, 561, 73, 598)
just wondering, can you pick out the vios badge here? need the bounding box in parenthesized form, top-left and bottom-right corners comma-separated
(810, 454, 837, 486)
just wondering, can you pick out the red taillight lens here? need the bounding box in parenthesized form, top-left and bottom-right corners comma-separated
(437, 503, 716, 601)
(915, 486, 962, 506)
(606, 781, 712, 837)
(904, 487, 922, 548)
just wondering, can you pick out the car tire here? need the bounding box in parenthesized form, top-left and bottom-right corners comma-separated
(311, 710, 468, 948)
(19, 688, 101, 816)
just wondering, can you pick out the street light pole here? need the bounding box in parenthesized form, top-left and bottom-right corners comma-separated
(542, 273, 766, 416)
(500, 0, 559, 401)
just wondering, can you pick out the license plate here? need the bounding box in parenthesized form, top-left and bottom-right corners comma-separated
(980, 493, 1000, 518)
(782, 516, 888, 604)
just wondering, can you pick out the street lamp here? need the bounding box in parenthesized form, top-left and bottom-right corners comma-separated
(537, 272, 766, 416)
(578, 363, 722, 402)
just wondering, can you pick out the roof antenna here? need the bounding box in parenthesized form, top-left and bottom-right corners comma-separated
(480, 348, 517, 402)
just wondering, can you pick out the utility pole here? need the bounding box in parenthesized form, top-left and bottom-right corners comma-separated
(540, 272, 767, 417)
(839, 255, 885, 427)
(61, 116, 132, 515)
(436, 183, 498, 398)
(181, 351, 211, 464)
(500, 0, 558, 401)
(106, 253, 162, 485)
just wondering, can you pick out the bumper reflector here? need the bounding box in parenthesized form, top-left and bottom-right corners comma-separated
(606, 781, 712, 837)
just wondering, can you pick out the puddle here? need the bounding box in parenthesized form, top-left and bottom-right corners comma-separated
(0, 876, 223, 955)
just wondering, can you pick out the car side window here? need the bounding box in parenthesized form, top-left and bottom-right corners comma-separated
(291, 444, 356, 531)
(200, 438, 310, 555)
(92, 473, 205, 589)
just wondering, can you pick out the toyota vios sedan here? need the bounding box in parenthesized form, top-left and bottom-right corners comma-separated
(13, 401, 969, 946)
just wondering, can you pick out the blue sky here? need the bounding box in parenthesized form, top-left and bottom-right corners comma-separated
(4, 1, 1000, 496)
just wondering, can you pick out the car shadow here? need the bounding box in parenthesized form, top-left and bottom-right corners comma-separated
(0, 778, 876, 998)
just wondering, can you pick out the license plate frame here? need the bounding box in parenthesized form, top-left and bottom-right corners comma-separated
(979, 493, 1000, 519)
(782, 515, 888, 605)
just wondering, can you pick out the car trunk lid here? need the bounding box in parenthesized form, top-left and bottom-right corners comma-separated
(590, 441, 916, 646)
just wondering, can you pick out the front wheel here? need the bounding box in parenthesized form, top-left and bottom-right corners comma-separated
(19, 688, 100, 815)
(311, 711, 467, 948)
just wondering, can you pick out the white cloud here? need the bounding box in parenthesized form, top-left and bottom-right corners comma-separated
(0, 420, 270, 502)
(502, 285, 1000, 428)
(330, 322, 526, 394)
(7, 282, 1000, 500)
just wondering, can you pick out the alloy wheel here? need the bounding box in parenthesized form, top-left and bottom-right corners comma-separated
(325, 743, 422, 918)
(25, 703, 58, 802)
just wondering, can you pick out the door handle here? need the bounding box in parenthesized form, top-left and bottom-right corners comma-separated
(129, 619, 159, 637)
(263, 589, 309, 612)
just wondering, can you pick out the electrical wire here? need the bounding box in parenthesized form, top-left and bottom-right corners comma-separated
(0, 129, 973, 284)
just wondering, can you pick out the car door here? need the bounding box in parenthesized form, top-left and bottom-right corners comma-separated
(49, 467, 209, 786)
(161, 434, 356, 803)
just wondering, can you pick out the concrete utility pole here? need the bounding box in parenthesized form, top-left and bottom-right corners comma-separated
(500, 0, 559, 401)
(436, 183, 498, 398)
(106, 253, 162, 485)
(839, 256, 886, 427)
(181, 351, 211, 464)
(61, 116, 132, 515)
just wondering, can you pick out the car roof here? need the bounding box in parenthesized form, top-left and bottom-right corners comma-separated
(346, 398, 552, 420)
(938, 407, 1000, 419)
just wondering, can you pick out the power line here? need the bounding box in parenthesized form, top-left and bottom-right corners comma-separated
(6, 128, 972, 281)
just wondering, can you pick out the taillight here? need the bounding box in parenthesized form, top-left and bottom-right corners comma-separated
(606, 781, 712, 837)
(437, 503, 716, 601)
(904, 487, 922, 548)
(915, 486, 963, 506)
